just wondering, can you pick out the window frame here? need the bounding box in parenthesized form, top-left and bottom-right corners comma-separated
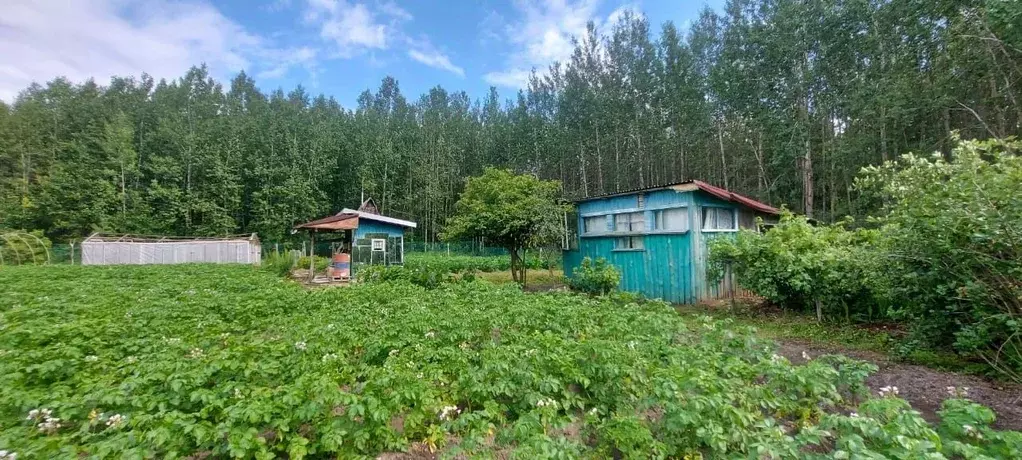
(701, 206, 738, 233)
(582, 215, 606, 235)
(613, 235, 645, 251)
(613, 211, 645, 234)
(652, 207, 690, 234)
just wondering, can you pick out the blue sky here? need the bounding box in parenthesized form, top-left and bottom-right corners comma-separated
(1, 0, 723, 105)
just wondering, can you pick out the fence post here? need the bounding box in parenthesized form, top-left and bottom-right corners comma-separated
(447, 243, 450, 257)
(70, 241, 75, 265)
(727, 264, 736, 311)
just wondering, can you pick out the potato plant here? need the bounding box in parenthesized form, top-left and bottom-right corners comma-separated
(0, 265, 1018, 458)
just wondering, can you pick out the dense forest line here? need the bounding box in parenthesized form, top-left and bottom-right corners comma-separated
(1, 0, 1020, 242)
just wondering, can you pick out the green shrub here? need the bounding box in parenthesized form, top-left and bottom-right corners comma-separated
(858, 137, 1022, 375)
(296, 255, 330, 273)
(708, 212, 889, 322)
(261, 252, 296, 277)
(568, 257, 620, 296)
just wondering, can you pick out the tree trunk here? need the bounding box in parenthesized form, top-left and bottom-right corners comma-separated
(803, 133, 813, 218)
(754, 130, 766, 196)
(717, 123, 729, 189)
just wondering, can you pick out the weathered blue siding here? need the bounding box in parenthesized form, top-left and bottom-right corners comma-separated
(563, 187, 739, 304)
(354, 219, 407, 239)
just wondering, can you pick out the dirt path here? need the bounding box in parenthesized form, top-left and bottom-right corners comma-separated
(776, 340, 1022, 431)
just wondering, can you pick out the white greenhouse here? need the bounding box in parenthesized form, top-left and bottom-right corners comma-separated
(81, 233, 261, 266)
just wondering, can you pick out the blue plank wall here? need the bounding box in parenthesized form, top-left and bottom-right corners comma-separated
(562, 187, 739, 304)
(354, 219, 406, 239)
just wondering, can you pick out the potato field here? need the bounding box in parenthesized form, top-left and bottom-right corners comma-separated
(0, 265, 1019, 459)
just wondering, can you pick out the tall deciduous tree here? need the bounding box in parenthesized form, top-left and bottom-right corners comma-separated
(0, 0, 1019, 241)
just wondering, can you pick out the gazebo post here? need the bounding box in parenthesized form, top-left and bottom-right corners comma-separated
(308, 230, 316, 282)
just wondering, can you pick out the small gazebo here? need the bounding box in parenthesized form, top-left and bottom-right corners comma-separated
(294, 199, 416, 278)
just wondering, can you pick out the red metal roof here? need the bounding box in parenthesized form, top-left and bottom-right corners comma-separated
(573, 180, 780, 215)
(294, 213, 359, 230)
(690, 180, 779, 215)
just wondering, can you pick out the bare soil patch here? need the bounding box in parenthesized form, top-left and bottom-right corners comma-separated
(777, 339, 1022, 431)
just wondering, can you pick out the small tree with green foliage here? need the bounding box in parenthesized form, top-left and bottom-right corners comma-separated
(444, 168, 567, 286)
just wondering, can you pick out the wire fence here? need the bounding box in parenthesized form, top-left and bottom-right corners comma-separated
(30, 240, 561, 266)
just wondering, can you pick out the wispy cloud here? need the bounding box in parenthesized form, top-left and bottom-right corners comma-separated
(256, 47, 319, 80)
(305, 0, 390, 56)
(0, 0, 315, 101)
(302, 1, 461, 76)
(379, 1, 413, 22)
(483, 0, 633, 89)
(407, 45, 464, 77)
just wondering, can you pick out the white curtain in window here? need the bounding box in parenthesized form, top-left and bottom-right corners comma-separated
(703, 208, 736, 230)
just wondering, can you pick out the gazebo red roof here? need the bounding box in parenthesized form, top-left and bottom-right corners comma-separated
(294, 213, 359, 230)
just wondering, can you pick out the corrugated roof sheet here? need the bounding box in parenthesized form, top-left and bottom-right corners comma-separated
(294, 213, 359, 230)
(572, 180, 780, 215)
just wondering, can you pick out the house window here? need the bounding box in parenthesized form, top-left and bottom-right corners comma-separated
(615, 236, 644, 250)
(583, 215, 605, 234)
(702, 207, 737, 231)
(614, 212, 645, 233)
(654, 208, 689, 232)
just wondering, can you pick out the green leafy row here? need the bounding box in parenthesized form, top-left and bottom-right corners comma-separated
(0, 265, 1018, 458)
(403, 252, 554, 274)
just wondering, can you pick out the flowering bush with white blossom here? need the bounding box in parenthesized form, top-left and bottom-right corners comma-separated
(0, 264, 1019, 458)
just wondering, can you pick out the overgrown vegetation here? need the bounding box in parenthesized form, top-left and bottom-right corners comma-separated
(859, 137, 1022, 379)
(709, 213, 888, 322)
(710, 138, 1022, 379)
(2, 265, 1020, 458)
(567, 257, 621, 296)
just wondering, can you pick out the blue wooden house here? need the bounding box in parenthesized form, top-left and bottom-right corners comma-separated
(295, 198, 416, 267)
(562, 181, 779, 303)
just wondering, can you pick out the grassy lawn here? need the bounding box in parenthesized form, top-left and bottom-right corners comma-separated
(472, 268, 564, 287)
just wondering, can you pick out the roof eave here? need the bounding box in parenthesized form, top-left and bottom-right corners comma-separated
(339, 209, 418, 228)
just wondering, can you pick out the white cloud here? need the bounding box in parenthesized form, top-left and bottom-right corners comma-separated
(483, 69, 533, 88)
(483, 0, 637, 89)
(304, 1, 462, 77)
(379, 2, 413, 22)
(304, 0, 394, 57)
(478, 10, 507, 46)
(0, 0, 317, 101)
(408, 48, 464, 77)
(256, 47, 319, 80)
